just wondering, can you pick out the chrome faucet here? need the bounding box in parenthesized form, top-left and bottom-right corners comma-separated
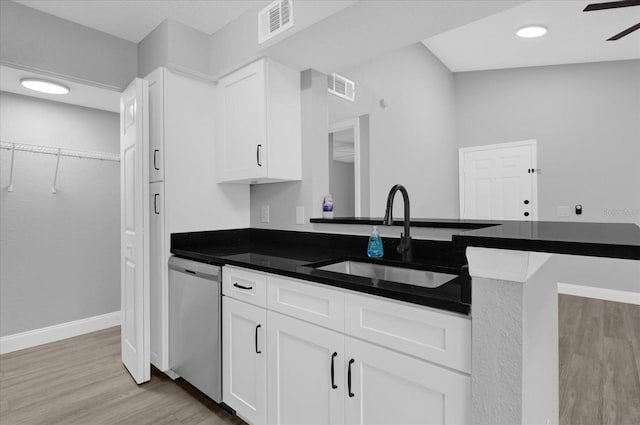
(383, 184, 413, 262)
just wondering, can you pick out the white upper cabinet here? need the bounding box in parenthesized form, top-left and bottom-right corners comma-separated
(216, 58, 301, 184)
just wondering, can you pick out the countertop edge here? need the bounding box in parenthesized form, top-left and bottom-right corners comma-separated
(171, 248, 471, 315)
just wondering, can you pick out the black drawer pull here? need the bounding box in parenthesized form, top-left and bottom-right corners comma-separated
(331, 352, 338, 389)
(185, 269, 196, 275)
(233, 282, 253, 291)
(153, 194, 159, 214)
(348, 359, 355, 397)
(153, 149, 159, 170)
(255, 324, 262, 354)
(256, 144, 262, 167)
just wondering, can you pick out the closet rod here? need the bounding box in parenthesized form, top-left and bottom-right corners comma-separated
(0, 141, 120, 162)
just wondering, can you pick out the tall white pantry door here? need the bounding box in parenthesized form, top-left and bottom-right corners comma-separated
(459, 140, 538, 221)
(120, 78, 151, 384)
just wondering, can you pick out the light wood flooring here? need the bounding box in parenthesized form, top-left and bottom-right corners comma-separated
(559, 294, 640, 425)
(0, 327, 244, 425)
(1, 295, 638, 425)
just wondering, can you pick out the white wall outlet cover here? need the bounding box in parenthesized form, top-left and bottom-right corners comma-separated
(260, 205, 270, 223)
(296, 206, 305, 224)
(557, 206, 570, 217)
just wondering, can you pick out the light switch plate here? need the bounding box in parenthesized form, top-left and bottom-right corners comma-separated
(296, 206, 305, 224)
(260, 205, 270, 223)
(557, 206, 570, 217)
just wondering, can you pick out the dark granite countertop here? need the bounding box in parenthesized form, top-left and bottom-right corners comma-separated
(171, 229, 471, 315)
(311, 217, 640, 260)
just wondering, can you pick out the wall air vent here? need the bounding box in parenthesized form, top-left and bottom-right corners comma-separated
(328, 73, 355, 102)
(258, 0, 293, 44)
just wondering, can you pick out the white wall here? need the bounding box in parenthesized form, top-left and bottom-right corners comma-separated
(455, 60, 640, 223)
(0, 92, 120, 337)
(0, 1, 137, 90)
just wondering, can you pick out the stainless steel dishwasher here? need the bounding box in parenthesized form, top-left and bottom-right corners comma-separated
(168, 256, 221, 402)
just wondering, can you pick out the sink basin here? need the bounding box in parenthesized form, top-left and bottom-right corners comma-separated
(313, 260, 457, 289)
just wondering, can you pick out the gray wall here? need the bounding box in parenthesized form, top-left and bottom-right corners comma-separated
(0, 1, 137, 90)
(137, 20, 169, 79)
(0, 92, 120, 336)
(326, 43, 458, 219)
(330, 161, 355, 217)
(455, 60, 640, 223)
(138, 20, 211, 78)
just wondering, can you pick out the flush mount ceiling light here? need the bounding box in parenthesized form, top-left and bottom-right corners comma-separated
(20, 78, 70, 95)
(516, 25, 548, 38)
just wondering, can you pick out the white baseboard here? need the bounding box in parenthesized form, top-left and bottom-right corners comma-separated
(0, 311, 121, 355)
(558, 282, 640, 305)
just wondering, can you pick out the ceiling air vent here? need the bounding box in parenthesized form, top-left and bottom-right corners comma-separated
(328, 73, 355, 102)
(258, 0, 293, 44)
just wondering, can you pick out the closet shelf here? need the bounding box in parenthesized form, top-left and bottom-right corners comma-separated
(0, 141, 120, 162)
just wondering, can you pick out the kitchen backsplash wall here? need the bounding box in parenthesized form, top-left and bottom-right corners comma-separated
(0, 92, 120, 337)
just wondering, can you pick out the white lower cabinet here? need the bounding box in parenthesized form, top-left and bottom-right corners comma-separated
(222, 267, 470, 425)
(344, 337, 470, 425)
(223, 296, 267, 425)
(267, 311, 345, 425)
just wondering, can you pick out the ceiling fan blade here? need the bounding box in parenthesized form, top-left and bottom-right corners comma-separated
(607, 22, 640, 39)
(584, 0, 640, 12)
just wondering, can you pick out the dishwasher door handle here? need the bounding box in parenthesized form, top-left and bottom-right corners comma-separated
(255, 324, 262, 354)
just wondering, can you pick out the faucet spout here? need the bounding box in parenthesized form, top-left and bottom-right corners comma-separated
(382, 184, 413, 262)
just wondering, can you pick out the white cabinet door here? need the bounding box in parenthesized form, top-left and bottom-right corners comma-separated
(344, 337, 470, 425)
(149, 182, 167, 371)
(223, 297, 267, 425)
(147, 68, 164, 182)
(218, 59, 267, 182)
(120, 78, 150, 384)
(267, 311, 345, 425)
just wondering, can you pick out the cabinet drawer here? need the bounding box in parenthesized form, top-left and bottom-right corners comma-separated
(267, 275, 345, 332)
(222, 266, 267, 308)
(345, 293, 471, 373)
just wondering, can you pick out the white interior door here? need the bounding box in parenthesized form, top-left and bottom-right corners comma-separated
(120, 78, 150, 384)
(459, 140, 537, 220)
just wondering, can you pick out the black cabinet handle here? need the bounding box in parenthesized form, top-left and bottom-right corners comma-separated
(256, 144, 262, 167)
(348, 359, 354, 397)
(331, 352, 338, 389)
(255, 324, 261, 354)
(153, 194, 159, 214)
(524, 200, 530, 205)
(153, 149, 159, 170)
(524, 212, 530, 217)
(233, 282, 253, 291)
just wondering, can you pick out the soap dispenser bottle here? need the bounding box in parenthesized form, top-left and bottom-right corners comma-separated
(367, 226, 384, 258)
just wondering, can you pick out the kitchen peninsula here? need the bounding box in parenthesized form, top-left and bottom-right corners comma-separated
(172, 220, 640, 425)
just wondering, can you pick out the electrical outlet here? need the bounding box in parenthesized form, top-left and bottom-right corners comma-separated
(260, 205, 270, 223)
(296, 206, 305, 225)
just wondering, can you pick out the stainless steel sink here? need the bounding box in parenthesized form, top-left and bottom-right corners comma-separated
(314, 260, 457, 289)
